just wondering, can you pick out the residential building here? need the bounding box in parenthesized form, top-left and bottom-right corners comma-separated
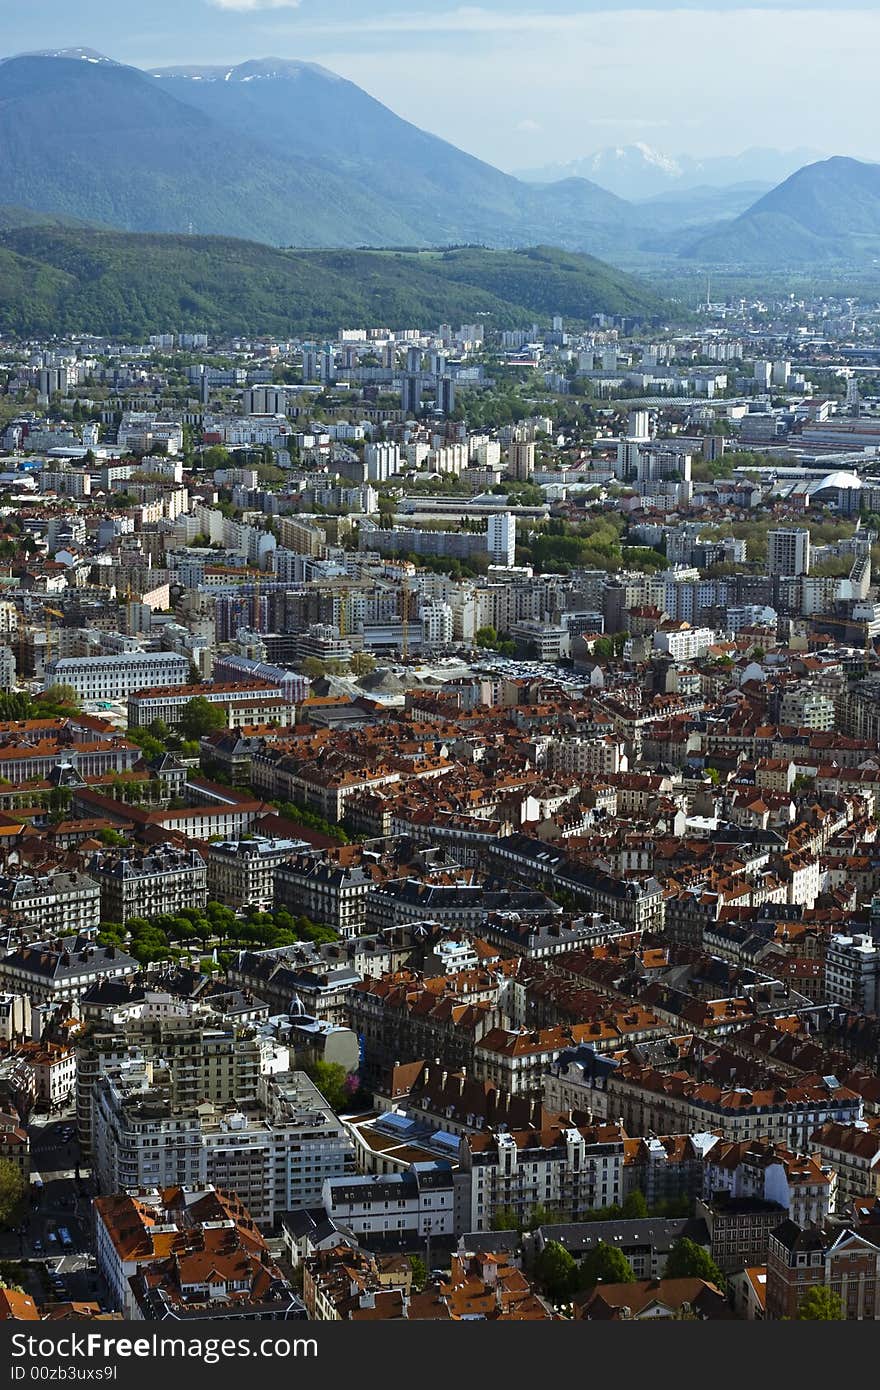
(0, 934, 137, 1008)
(768, 529, 811, 578)
(87, 847, 208, 924)
(766, 1220, 880, 1320)
(94, 1185, 306, 1320)
(46, 651, 189, 702)
(0, 872, 101, 937)
(206, 836, 307, 911)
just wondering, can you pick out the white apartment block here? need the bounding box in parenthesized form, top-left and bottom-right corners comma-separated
(46, 650, 190, 701)
(825, 934, 880, 1015)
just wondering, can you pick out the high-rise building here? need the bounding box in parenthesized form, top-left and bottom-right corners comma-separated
(401, 375, 421, 417)
(437, 375, 456, 414)
(302, 346, 320, 383)
(364, 442, 401, 482)
(768, 528, 811, 577)
(487, 512, 516, 567)
(508, 437, 535, 482)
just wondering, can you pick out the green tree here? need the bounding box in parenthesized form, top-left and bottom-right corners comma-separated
(490, 1207, 519, 1232)
(408, 1254, 428, 1291)
(579, 1241, 636, 1290)
(797, 1286, 843, 1321)
(349, 652, 377, 678)
(37, 683, 82, 715)
(178, 697, 227, 742)
(662, 1237, 724, 1288)
(300, 657, 327, 681)
(524, 1203, 553, 1232)
(202, 445, 232, 470)
(305, 1060, 353, 1113)
(534, 1240, 577, 1303)
(621, 1189, 648, 1219)
(0, 1158, 26, 1226)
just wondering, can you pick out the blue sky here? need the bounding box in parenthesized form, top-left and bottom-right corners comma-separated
(2, 1, 878, 170)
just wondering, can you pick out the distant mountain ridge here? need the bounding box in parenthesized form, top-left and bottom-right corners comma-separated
(516, 144, 824, 201)
(684, 157, 880, 264)
(0, 50, 874, 270)
(0, 52, 638, 257)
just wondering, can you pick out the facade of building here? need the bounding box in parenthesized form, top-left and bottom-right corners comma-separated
(766, 1221, 880, 1320)
(87, 847, 208, 924)
(206, 836, 307, 911)
(46, 651, 190, 701)
(0, 934, 137, 1007)
(0, 872, 101, 937)
(460, 1121, 627, 1232)
(92, 1068, 356, 1226)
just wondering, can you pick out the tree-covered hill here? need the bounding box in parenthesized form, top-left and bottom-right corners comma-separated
(0, 231, 667, 338)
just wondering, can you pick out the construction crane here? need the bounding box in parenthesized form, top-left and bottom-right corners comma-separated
(251, 567, 261, 633)
(400, 573, 411, 665)
(43, 606, 64, 677)
(337, 586, 349, 640)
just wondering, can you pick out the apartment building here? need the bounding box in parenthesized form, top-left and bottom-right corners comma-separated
(0, 871, 101, 937)
(474, 1013, 664, 1096)
(766, 1221, 880, 1320)
(87, 846, 208, 924)
(273, 851, 376, 938)
(228, 948, 361, 1026)
(93, 1067, 356, 1226)
(76, 1014, 263, 1157)
(46, 651, 189, 701)
(702, 1137, 836, 1231)
(0, 934, 137, 1008)
(825, 933, 880, 1015)
(206, 836, 307, 911)
(460, 1120, 628, 1232)
(127, 679, 288, 729)
(607, 1063, 863, 1151)
(810, 1121, 880, 1211)
(322, 1164, 456, 1245)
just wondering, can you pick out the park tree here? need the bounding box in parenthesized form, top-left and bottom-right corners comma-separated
(179, 696, 227, 742)
(349, 652, 377, 678)
(306, 1060, 354, 1113)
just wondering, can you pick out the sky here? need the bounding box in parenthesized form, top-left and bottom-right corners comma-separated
(2, 0, 879, 171)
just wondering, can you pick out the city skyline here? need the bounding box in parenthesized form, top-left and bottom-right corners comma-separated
(2, 2, 880, 172)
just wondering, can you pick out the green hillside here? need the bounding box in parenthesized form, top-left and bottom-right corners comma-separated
(686, 157, 880, 264)
(0, 231, 667, 338)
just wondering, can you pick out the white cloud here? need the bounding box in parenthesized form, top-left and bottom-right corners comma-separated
(206, 0, 300, 11)
(516, 119, 542, 132)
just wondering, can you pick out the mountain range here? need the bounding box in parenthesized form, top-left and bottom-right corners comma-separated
(0, 52, 639, 258)
(514, 144, 824, 201)
(0, 50, 877, 272)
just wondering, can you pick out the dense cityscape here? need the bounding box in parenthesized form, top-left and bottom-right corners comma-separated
(0, 288, 876, 1328)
